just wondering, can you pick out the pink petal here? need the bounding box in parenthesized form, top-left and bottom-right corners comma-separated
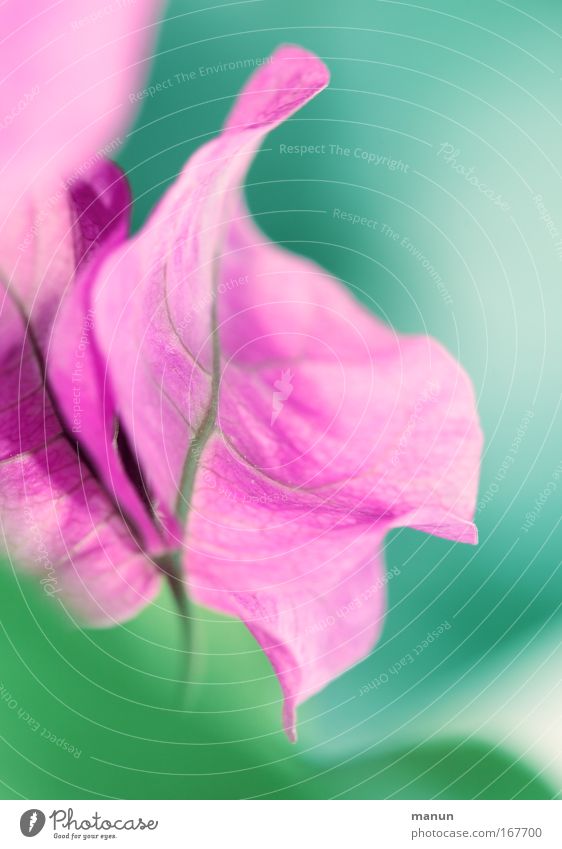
(0, 0, 161, 217)
(92, 46, 330, 524)
(218, 213, 482, 541)
(47, 162, 170, 553)
(0, 155, 162, 553)
(91, 47, 481, 733)
(0, 156, 163, 554)
(0, 160, 130, 347)
(0, 284, 160, 624)
(186, 435, 388, 740)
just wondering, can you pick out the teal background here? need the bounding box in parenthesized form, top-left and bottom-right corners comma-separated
(1, 0, 561, 799)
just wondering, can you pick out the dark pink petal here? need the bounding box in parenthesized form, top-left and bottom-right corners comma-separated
(0, 161, 131, 347)
(0, 0, 161, 215)
(0, 285, 160, 624)
(91, 47, 482, 733)
(0, 158, 161, 555)
(47, 162, 169, 553)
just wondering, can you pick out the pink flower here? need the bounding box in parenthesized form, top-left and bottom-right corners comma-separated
(0, 33, 482, 739)
(0, 1, 163, 619)
(0, 1, 160, 217)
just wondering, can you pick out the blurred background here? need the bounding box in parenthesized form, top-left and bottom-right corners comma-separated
(1, 0, 561, 799)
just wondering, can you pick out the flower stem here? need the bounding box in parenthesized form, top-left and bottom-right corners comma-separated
(157, 550, 192, 695)
(175, 258, 221, 526)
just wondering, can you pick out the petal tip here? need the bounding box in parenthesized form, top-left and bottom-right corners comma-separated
(223, 43, 329, 133)
(269, 43, 330, 86)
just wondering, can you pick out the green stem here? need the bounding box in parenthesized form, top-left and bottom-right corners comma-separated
(165, 255, 222, 696)
(157, 550, 192, 692)
(175, 259, 221, 526)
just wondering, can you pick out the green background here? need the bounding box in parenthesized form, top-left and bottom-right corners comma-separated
(1, 0, 561, 799)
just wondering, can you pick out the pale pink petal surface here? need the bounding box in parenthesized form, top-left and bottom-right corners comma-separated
(188, 434, 389, 739)
(91, 47, 482, 735)
(0, 0, 161, 216)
